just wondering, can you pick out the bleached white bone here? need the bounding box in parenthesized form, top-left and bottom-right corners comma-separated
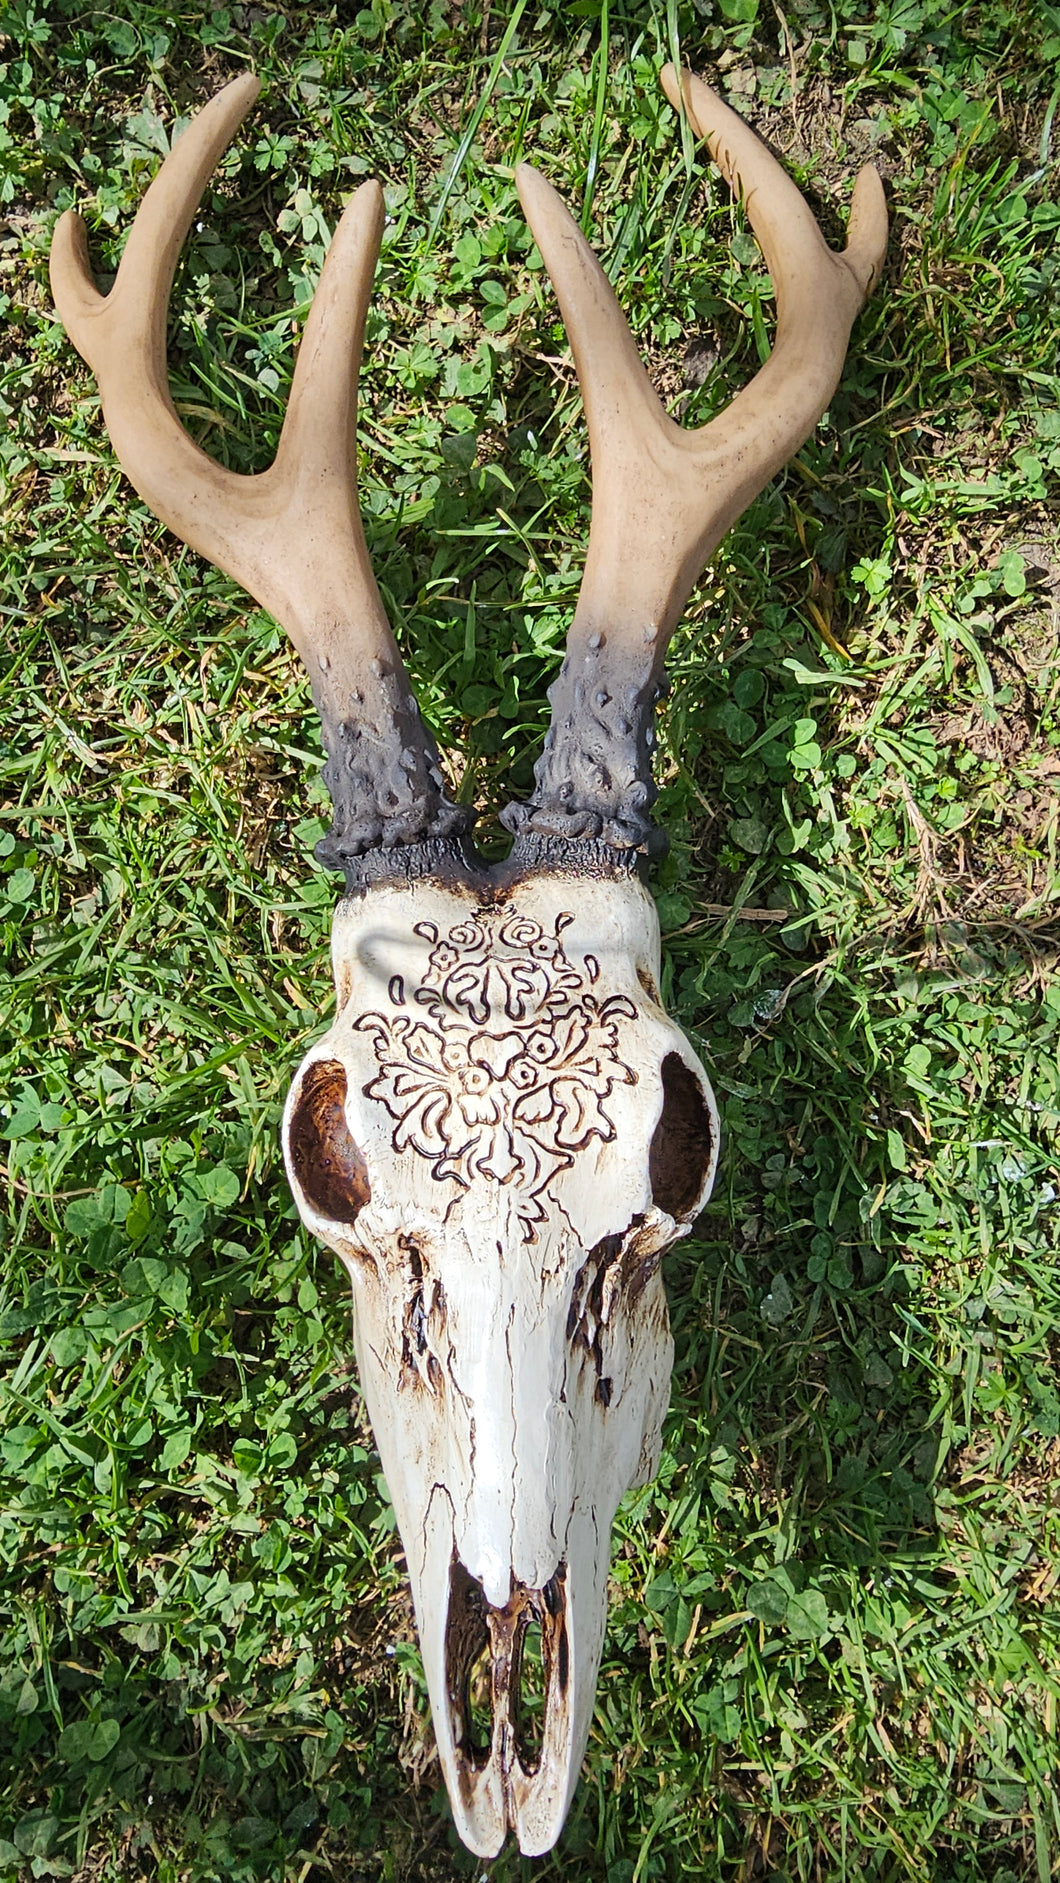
(284, 872, 718, 1854)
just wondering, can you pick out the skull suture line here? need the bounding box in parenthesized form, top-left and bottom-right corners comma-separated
(50, 67, 886, 1859)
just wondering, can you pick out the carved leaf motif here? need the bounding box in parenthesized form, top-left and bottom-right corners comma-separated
(355, 906, 639, 1224)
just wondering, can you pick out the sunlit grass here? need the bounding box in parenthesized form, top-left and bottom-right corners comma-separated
(2, 1, 1059, 1878)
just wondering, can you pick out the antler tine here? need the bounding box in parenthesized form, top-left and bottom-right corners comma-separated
(50, 76, 472, 870)
(502, 64, 887, 855)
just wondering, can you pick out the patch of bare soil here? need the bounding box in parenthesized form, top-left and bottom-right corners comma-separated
(930, 559, 1060, 922)
(720, 66, 900, 205)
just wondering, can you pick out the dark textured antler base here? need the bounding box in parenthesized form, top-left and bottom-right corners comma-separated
(501, 639, 668, 856)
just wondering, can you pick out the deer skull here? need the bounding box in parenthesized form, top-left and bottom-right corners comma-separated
(50, 67, 885, 1858)
(284, 866, 716, 1851)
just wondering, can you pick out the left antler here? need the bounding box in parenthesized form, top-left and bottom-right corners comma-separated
(50, 75, 471, 865)
(503, 64, 888, 853)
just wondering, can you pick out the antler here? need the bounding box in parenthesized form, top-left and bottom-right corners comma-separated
(50, 76, 471, 871)
(502, 63, 888, 854)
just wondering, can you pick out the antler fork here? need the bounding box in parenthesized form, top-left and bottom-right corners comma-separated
(52, 68, 886, 873)
(50, 75, 472, 868)
(502, 64, 887, 853)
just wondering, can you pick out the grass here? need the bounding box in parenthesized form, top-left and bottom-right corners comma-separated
(1, 0, 1059, 1877)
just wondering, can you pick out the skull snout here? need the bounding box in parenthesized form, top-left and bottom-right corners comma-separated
(445, 1558, 568, 1788)
(418, 1492, 610, 1859)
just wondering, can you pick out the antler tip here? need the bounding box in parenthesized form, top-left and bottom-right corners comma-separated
(183, 69, 262, 150)
(50, 204, 86, 264)
(658, 60, 680, 106)
(660, 60, 887, 302)
(513, 162, 574, 251)
(218, 69, 262, 110)
(658, 62, 723, 138)
(513, 160, 548, 205)
(845, 163, 889, 291)
(340, 173, 385, 236)
(50, 207, 104, 334)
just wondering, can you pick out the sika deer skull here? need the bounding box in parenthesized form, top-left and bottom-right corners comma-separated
(50, 69, 886, 1858)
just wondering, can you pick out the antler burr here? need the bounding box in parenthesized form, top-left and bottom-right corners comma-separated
(49, 67, 885, 1860)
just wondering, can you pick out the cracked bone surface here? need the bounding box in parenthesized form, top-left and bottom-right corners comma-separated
(284, 868, 717, 1854)
(50, 64, 885, 1859)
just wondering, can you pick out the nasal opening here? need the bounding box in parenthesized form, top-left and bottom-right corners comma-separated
(467, 1640, 494, 1760)
(443, 1558, 570, 1798)
(445, 1560, 492, 1768)
(513, 1616, 546, 1769)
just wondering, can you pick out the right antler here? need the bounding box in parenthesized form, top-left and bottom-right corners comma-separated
(502, 65, 888, 853)
(50, 76, 471, 868)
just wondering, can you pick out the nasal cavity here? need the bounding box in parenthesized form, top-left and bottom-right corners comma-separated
(514, 1616, 546, 1772)
(649, 1053, 715, 1220)
(287, 1059, 370, 1226)
(446, 1560, 493, 1767)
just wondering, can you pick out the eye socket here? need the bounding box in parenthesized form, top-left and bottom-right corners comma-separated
(649, 1052, 715, 1220)
(287, 1059, 370, 1226)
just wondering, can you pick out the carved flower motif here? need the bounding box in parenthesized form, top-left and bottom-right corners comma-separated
(355, 907, 638, 1221)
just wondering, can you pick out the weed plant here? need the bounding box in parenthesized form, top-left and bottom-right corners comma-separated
(1, 1, 1059, 1878)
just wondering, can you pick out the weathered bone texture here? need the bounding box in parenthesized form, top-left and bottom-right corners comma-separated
(49, 67, 885, 1860)
(284, 869, 718, 1853)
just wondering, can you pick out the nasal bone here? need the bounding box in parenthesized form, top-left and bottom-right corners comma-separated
(457, 1390, 569, 1608)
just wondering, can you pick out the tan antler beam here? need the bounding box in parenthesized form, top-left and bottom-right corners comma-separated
(50, 75, 471, 870)
(502, 63, 888, 854)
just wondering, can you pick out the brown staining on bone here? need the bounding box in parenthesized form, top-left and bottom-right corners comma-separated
(287, 1058, 370, 1225)
(399, 1237, 446, 1393)
(568, 1218, 673, 1402)
(334, 959, 353, 1014)
(636, 963, 660, 1004)
(445, 1559, 569, 1785)
(507, 1566, 567, 1776)
(649, 1052, 715, 1220)
(620, 1224, 667, 1310)
(567, 1231, 625, 1399)
(542, 1568, 569, 1697)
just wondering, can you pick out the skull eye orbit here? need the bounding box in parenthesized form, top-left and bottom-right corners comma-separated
(287, 1059, 370, 1226)
(649, 1052, 715, 1220)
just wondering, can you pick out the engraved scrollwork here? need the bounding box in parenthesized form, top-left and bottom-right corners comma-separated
(355, 907, 637, 1224)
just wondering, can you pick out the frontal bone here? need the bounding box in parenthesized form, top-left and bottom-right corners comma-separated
(49, 68, 886, 1858)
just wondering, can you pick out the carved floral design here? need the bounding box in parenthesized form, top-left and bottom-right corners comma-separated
(356, 908, 637, 1221)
